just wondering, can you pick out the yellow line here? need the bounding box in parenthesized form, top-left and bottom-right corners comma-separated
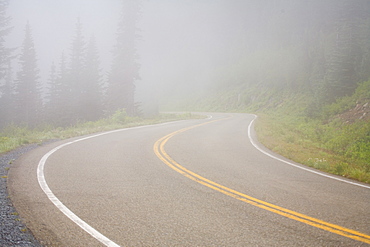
(153, 118, 370, 244)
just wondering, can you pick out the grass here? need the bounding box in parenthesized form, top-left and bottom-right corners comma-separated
(179, 80, 370, 184)
(163, 81, 370, 184)
(0, 111, 203, 154)
(254, 112, 370, 184)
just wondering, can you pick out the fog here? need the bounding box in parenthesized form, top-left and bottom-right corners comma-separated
(7, 0, 121, 84)
(4, 0, 369, 124)
(7, 0, 248, 110)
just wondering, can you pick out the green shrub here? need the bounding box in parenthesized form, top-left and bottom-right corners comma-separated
(110, 109, 128, 124)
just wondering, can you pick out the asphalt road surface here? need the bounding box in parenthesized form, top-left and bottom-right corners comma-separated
(8, 113, 370, 246)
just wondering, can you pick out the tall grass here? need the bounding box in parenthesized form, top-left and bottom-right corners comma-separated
(183, 80, 370, 184)
(254, 108, 370, 184)
(0, 111, 202, 154)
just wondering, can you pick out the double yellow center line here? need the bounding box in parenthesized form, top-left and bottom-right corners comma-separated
(153, 118, 370, 244)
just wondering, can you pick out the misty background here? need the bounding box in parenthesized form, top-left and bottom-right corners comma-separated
(1, 0, 370, 127)
(6, 0, 242, 112)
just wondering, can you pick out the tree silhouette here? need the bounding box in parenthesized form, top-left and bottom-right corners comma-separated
(106, 0, 141, 116)
(45, 61, 62, 125)
(80, 35, 103, 121)
(0, 60, 15, 127)
(0, 0, 12, 80)
(0, 0, 14, 128)
(52, 53, 72, 126)
(14, 22, 42, 127)
(324, 0, 367, 101)
(68, 18, 86, 122)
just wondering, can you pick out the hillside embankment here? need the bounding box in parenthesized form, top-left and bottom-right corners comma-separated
(168, 80, 370, 184)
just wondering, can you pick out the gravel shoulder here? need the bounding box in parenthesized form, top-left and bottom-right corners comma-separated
(0, 142, 56, 247)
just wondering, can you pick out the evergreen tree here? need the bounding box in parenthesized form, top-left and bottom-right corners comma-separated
(55, 53, 72, 126)
(0, 0, 12, 81)
(0, 0, 13, 128)
(45, 62, 59, 124)
(14, 22, 42, 127)
(325, 0, 368, 101)
(80, 35, 103, 121)
(47, 20, 103, 125)
(0, 60, 14, 127)
(46, 53, 76, 127)
(106, 0, 141, 116)
(358, 1, 370, 82)
(68, 18, 86, 122)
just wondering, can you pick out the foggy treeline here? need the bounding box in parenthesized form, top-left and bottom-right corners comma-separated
(0, 0, 140, 128)
(1, 0, 370, 129)
(187, 0, 370, 116)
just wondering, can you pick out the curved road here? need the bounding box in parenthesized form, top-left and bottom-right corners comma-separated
(8, 113, 370, 246)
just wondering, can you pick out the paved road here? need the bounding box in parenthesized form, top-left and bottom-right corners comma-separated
(8, 113, 370, 246)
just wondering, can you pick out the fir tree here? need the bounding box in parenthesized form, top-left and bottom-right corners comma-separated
(325, 0, 368, 101)
(0, 60, 14, 127)
(55, 53, 72, 126)
(69, 18, 86, 122)
(0, 0, 12, 81)
(0, 0, 13, 128)
(80, 35, 103, 121)
(45, 62, 59, 124)
(14, 22, 42, 127)
(45, 52, 75, 126)
(106, 0, 141, 116)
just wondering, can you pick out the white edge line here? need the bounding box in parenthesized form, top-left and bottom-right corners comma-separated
(37, 114, 369, 247)
(37, 121, 191, 247)
(247, 114, 370, 189)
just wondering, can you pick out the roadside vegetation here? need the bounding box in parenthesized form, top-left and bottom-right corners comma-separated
(0, 111, 201, 154)
(172, 80, 370, 184)
(159, 1, 370, 184)
(1, 1, 369, 184)
(254, 82, 370, 183)
(256, 114, 370, 183)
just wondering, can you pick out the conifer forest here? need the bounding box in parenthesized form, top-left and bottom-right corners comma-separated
(0, 0, 370, 128)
